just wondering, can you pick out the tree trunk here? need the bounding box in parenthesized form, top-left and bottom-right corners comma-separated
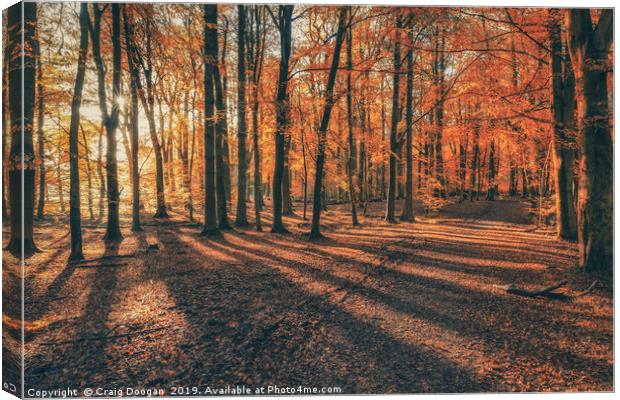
(220, 17, 232, 205)
(2, 36, 8, 220)
(104, 4, 123, 241)
(385, 15, 401, 223)
(565, 9, 613, 274)
(235, 5, 249, 226)
(214, 53, 231, 229)
(80, 125, 95, 222)
(6, 1, 38, 257)
(301, 120, 308, 221)
(122, 5, 142, 231)
(401, 23, 414, 222)
(90, 4, 123, 241)
(35, 31, 45, 220)
(132, 14, 168, 219)
(459, 136, 468, 198)
(251, 90, 262, 230)
(486, 140, 496, 200)
(345, 20, 359, 226)
(248, 6, 265, 230)
(97, 123, 105, 220)
(188, 60, 199, 222)
(381, 100, 387, 199)
(549, 9, 577, 240)
(282, 137, 294, 215)
(469, 122, 480, 201)
(309, 7, 347, 239)
(271, 5, 293, 233)
(67, 3, 90, 261)
(434, 32, 446, 198)
(55, 147, 65, 213)
(201, 4, 219, 236)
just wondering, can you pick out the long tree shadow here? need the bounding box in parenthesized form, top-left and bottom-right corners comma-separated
(151, 229, 486, 393)
(198, 231, 612, 390)
(25, 242, 123, 390)
(235, 231, 554, 287)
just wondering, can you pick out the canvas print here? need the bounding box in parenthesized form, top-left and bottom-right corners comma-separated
(1, 1, 614, 397)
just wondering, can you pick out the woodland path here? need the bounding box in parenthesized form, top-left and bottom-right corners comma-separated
(9, 198, 613, 393)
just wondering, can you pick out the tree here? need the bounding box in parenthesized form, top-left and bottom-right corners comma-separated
(565, 9, 613, 274)
(130, 9, 169, 219)
(433, 29, 447, 198)
(213, 17, 231, 230)
(308, 7, 348, 239)
(385, 14, 401, 223)
(67, 3, 90, 261)
(270, 5, 293, 233)
(201, 4, 219, 236)
(547, 9, 577, 240)
(486, 140, 496, 200)
(235, 5, 249, 226)
(345, 10, 359, 227)
(123, 5, 143, 232)
(89, 4, 123, 242)
(2, 33, 8, 221)
(248, 5, 266, 231)
(6, 1, 38, 257)
(35, 26, 45, 220)
(400, 20, 415, 222)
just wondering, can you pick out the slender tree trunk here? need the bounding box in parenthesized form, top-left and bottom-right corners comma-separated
(90, 4, 122, 241)
(401, 23, 414, 222)
(104, 4, 123, 241)
(2, 36, 8, 220)
(35, 32, 45, 220)
(97, 123, 105, 220)
(385, 15, 401, 223)
(301, 122, 308, 221)
(179, 92, 190, 212)
(235, 5, 249, 226)
(345, 21, 359, 226)
(309, 7, 347, 239)
(469, 123, 480, 202)
(521, 156, 529, 198)
(67, 3, 90, 261)
(248, 6, 265, 230)
(80, 125, 95, 222)
(433, 31, 446, 198)
(251, 89, 262, 230)
(220, 20, 232, 205)
(201, 4, 219, 236)
(549, 9, 577, 240)
(132, 15, 168, 218)
(214, 55, 231, 229)
(123, 5, 142, 231)
(459, 136, 468, 198)
(271, 5, 293, 233)
(188, 61, 199, 222)
(486, 140, 496, 200)
(282, 137, 294, 215)
(565, 9, 613, 273)
(55, 148, 65, 213)
(6, 1, 38, 257)
(167, 124, 176, 207)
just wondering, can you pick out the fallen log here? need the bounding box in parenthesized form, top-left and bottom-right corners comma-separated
(500, 280, 568, 299)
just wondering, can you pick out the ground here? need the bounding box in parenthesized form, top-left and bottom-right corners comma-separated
(3, 198, 613, 394)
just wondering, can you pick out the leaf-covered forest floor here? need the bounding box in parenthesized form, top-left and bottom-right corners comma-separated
(3, 197, 613, 394)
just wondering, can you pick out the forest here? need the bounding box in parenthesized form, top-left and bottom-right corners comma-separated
(1, 2, 614, 395)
